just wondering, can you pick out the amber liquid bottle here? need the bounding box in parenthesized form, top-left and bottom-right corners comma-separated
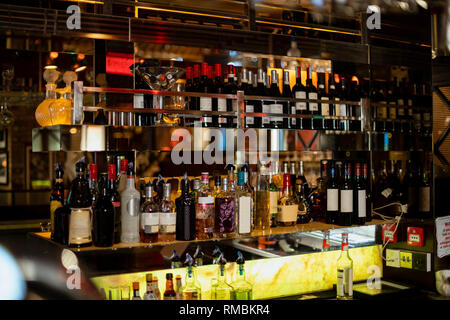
(163, 273, 177, 300)
(277, 174, 298, 226)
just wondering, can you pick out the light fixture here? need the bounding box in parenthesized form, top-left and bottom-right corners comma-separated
(44, 65, 58, 70)
(75, 66, 87, 72)
(49, 52, 59, 60)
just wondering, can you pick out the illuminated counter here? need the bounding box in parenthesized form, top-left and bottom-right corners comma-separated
(91, 245, 382, 300)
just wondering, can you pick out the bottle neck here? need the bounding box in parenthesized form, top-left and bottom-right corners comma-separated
(218, 265, 227, 282)
(127, 176, 136, 188)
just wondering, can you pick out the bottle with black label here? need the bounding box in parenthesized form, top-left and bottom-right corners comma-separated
(338, 162, 353, 226)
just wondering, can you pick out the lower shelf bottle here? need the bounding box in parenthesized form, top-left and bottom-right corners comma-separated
(181, 253, 202, 300)
(230, 252, 253, 300)
(163, 273, 177, 300)
(212, 253, 233, 300)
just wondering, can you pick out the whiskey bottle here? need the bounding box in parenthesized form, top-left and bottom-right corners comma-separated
(277, 174, 298, 226)
(159, 183, 176, 242)
(255, 164, 270, 230)
(175, 176, 196, 241)
(269, 166, 280, 227)
(236, 171, 253, 235)
(140, 183, 159, 243)
(337, 233, 353, 300)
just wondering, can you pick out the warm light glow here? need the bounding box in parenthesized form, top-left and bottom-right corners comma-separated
(75, 66, 87, 72)
(77, 54, 86, 61)
(136, 6, 245, 21)
(256, 20, 360, 36)
(1, 159, 6, 167)
(69, 128, 78, 135)
(49, 52, 59, 60)
(352, 76, 359, 85)
(44, 65, 58, 70)
(63, 0, 104, 4)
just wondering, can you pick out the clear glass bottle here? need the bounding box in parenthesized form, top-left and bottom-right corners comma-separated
(117, 159, 129, 195)
(159, 183, 176, 242)
(181, 253, 201, 300)
(336, 233, 353, 300)
(152, 277, 161, 300)
(140, 183, 159, 243)
(143, 274, 158, 300)
(68, 160, 93, 248)
(49, 71, 77, 126)
(277, 173, 298, 226)
(214, 177, 236, 237)
(255, 164, 270, 230)
(212, 254, 233, 300)
(230, 252, 253, 300)
(236, 171, 253, 235)
(120, 163, 140, 243)
(196, 172, 215, 239)
(35, 69, 59, 127)
(269, 166, 280, 227)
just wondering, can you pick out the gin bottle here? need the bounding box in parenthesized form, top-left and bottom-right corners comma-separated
(120, 163, 140, 243)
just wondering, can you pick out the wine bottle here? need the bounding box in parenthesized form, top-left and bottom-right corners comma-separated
(282, 70, 294, 129)
(93, 175, 115, 247)
(224, 65, 237, 128)
(326, 161, 339, 224)
(89, 164, 99, 208)
(159, 183, 176, 242)
(50, 163, 64, 237)
(268, 70, 283, 129)
(254, 69, 266, 128)
(199, 62, 213, 127)
(353, 163, 366, 225)
(292, 66, 307, 130)
(107, 164, 121, 244)
(140, 183, 159, 243)
(338, 162, 353, 226)
(318, 72, 329, 130)
(175, 176, 196, 241)
(306, 67, 318, 129)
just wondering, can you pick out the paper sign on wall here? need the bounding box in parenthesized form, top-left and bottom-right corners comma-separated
(436, 215, 450, 258)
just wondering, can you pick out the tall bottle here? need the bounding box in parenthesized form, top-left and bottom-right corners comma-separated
(175, 176, 196, 241)
(213, 64, 227, 127)
(93, 175, 115, 247)
(68, 160, 93, 248)
(143, 274, 158, 300)
(269, 166, 280, 227)
(337, 233, 353, 300)
(196, 172, 215, 240)
(52, 191, 70, 245)
(215, 177, 236, 237)
(89, 164, 99, 207)
(50, 163, 64, 237)
(120, 163, 140, 243)
(292, 66, 307, 130)
(159, 183, 176, 242)
(254, 69, 266, 128)
(181, 253, 201, 300)
(268, 70, 283, 129)
(199, 62, 213, 127)
(306, 67, 319, 129)
(236, 171, 253, 235)
(117, 159, 129, 195)
(339, 162, 353, 226)
(277, 174, 298, 226)
(231, 252, 253, 300)
(140, 183, 159, 243)
(163, 273, 177, 300)
(363, 163, 372, 222)
(326, 162, 339, 224)
(295, 182, 312, 224)
(212, 254, 233, 300)
(241, 69, 254, 128)
(328, 74, 338, 130)
(318, 72, 329, 130)
(418, 166, 431, 216)
(224, 65, 238, 128)
(107, 164, 121, 244)
(353, 163, 366, 225)
(296, 160, 309, 197)
(282, 70, 294, 129)
(255, 164, 270, 230)
(310, 161, 326, 222)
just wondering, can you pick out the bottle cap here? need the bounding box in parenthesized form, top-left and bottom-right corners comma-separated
(201, 62, 208, 76)
(296, 66, 302, 79)
(212, 246, 222, 258)
(217, 253, 227, 266)
(208, 65, 213, 79)
(271, 70, 278, 83)
(126, 163, 134, 177)
(107, 164, 116, 180)
(75, 161, 86, 173)
(193, 245, 204, 259)
(146, 274, 153, 282)
(184, 253, 194, 267)
(283, 70, 290, 84)
(176, 275, 182, 280)
(133, 282, 140, 290)
(170, 250, 180, 262)
(89, 164, 98, 180)
(214, 64, 222, 77)
(193, 64, 200, 78)
(163, 183, 171, 198)
(120, 159, 128, 172)
(236, 251, 245, 265)
(186, 66, 192, 80)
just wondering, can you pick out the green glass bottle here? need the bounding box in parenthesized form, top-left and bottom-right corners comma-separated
(181, 253, 201, 300)
(212, 254, 233, 300)
(231, 252, 253, 300)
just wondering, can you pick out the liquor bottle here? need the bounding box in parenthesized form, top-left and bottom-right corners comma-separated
(339, 162, 353, 226)
(185, 66, 194, 126)
(326, 162, 339, 224)
(93, 175, 115, 247)
(282, 70, 294, 129)
(242, 68, 255, 128)
(50, 163, 64, 237)
(175, 176, 196, 241)
(322, 230, 330, 251)
(89, 164, 99, 207)
(255, 164, 270, 230)
(375, 160, 392, 209)
(159, 183, 176, 242)
(106, 164, 121, 244)
(289, 161, 297, 191)
(213, 64, 227, 128)
(212, 254, 233, 300)
(396, 77, 406, 122)
(277, 174, 298, 226)
(338, 77, 348, 131)
(310, 161, 326, 222)
(143, 274, 158, 300)
(196, 172, 215, 239)
(154, 174, 165, 205)
(170, 250, 181, 269)
(261, 71, 272, 129)
(213, 176, 221, 197)
(68, 160, 93, 248)
(306, 67, 319, 129)
(376, 82, 388, 132)
(236, 171, 253, 235)
(199, 62, 213, 127)
(269, 166, 280, 227)
(254, 69, 266, 128)
(153, 277, 161, 300)
(94, 108, 108, 125)
(120, 163, 140, 243)
(191, 178, 201, 205)
(296, 160, 309, 197)
(349, 78, 361, 131)
(336, 233, 353, 300)
(192, 64, 200, 112)
(353, 163, 366, 225)
(193, 245, 204, 266)
(230, 252, 253, 300)
(224, 65, 237, 128)
(140, 183, 159, 243)
(363, 163, 372, 222)
(214, 177, 236, 237)
(328, 74, 338, 130)
(292, 66, 307, 130)
(132, 282, 141, 300)
(295, 183, 312, 224)
(117, 159, 129, 195)
(181, 253, 201, 300)
(405, 80, 414, 124)
(418, 166, 431, 216)
(267, 70, 283, 129)
(175, 275, 183, 300)
(163, 273, 177, 300)
(52, 200, 70, 245)
(412, 83, 422, 134)
(318, 72, 330, 130)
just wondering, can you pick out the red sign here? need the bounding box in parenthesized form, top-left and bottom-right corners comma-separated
(106, 52, 133, 76)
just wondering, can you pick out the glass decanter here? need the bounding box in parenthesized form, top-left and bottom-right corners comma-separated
(35, 69, 60, 127)
(49, 71, 77, 126)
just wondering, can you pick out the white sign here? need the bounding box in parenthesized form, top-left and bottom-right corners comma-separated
(436, 215, 450, 258)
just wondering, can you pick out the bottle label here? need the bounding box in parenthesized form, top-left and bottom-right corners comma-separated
(397, 99, 404, 106)
(160, 212, 176, 233)
(134, 94, 144, 109)
(271, 103, 283, 122)
(419, 186, 430, 212)
(277, 204, 298, 222)
(200, 97, 212, 111)
(321, 97, 330, 116)
(291, 106, 296, 125)
(295, 91, 307, 111)
(197, 196, 214, 219)
(339, 103, 347, 116)
(218, 98, 227, 112)
(127, 198, 140, 217)
(308, 92, 318, 111)
(269, 191, 279, 214)
(68, 207, 92, 244)
(262, 104, 270, 124)
(377, 106, 387, 119)
(337, 267, 353, 296)
(327, 189, 339, 211)
(201, 116, 212, 123)
(112, 201, 120, 208)
(358, 190, 366, 218)
(340, 190, 353, 213)
(389, 104, 397, 119)
(246, 104, 254, 125)
(334, 98, 341, 116)
(142, 212, 160, 234)
(238, 196, 252, 234)
(398, 107, 405, 116)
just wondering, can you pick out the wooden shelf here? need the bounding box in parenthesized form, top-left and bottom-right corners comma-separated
(31, 218, 392, 253)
